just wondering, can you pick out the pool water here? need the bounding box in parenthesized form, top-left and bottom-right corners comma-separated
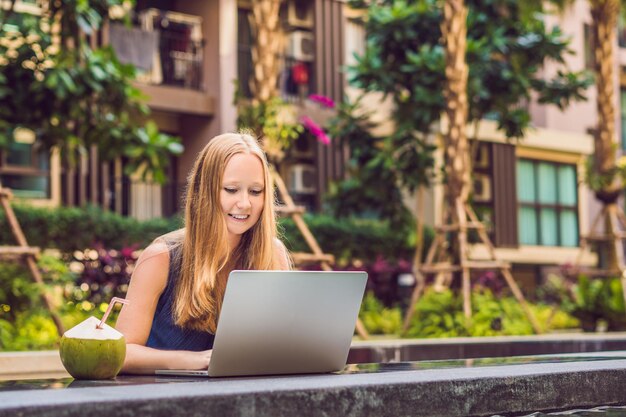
(493, 405, 626, 416)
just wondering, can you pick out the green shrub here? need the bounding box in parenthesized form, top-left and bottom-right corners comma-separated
(0, 204, 182, 254)
(0, 311, 60, 351)
(401, 288, 579, 338)
(404, 289, 467, 338)
(567, 275, 625, 331)
(359, 292, 402, 335)
(0, 205, 426, 266)
(0, 254, 74, 321)
(532, 304, 580, 331)
(0, 253, 121, 351)
(279, 214, 431, 265)
(0, 254, 74, 350)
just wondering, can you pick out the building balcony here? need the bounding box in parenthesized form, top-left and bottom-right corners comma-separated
(109, 9, 214, 116)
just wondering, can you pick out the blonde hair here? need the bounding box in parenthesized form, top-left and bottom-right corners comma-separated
(171, 132, 284, 332)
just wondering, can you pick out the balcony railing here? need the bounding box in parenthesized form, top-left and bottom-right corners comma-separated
(109, 9, 204, 91)
(151, 29, 203, 90)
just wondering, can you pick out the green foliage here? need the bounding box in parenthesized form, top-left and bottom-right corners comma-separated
(278, 213, 428, 265)
(0, 254, 72, 350)
(0, 204, 182, 254)
(533, 304, 580, 331)
(0, 1, 182, 182)
(400, 288, 579, 338)
(324, 97, 423, 228)
(585, 155, 626, 194)
(0, 204, 419, 264)
(345, 0, 592, 193)
(0, 252, 123, 351)
(359, 292, 402, 335)
(404, 289, 467, 338)
(566, 275, 626, 331)
(235, 90, 304, 162)
(0, 311, 60, 351)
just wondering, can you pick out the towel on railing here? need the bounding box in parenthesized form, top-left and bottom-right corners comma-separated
(108, 23, 159, 72)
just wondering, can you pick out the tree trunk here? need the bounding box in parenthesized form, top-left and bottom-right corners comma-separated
(441, 0, 471, 270)
(591, 0, 620, 201)
(249, 0, 283, 105)
(591, 0, 621, 270)
(441, 0, 470, 205)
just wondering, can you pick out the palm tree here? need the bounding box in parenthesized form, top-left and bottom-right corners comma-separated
(249, 0, 283, 105)
(589, 0, 621, 203)
(404, 0, 542, 333)
(547, 0, 626, 272)
(587, 0, 626, 274)
(440, 0, 472, 312)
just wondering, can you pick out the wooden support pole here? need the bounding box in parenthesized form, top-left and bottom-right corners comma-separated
(501, 268, 542, 334)
(456, 199, 471, 319)
(402, 199, 542, 334)
(402, 270, 425, 332)
(465, 203, 497, 259)
(271, 169, 332, 271)
(0, 184, 64, 335)
(269, 168, 369, 339)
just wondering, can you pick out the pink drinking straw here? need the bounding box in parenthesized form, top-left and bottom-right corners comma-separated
(96, 297, 130, 329)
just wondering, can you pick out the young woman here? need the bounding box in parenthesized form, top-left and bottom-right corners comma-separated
(116, 132, 291, 374)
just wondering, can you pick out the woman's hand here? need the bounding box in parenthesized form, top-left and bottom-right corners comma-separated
(183, 349, 213, 370)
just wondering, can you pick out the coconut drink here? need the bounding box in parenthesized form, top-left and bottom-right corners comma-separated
(59, 297, 129, 380)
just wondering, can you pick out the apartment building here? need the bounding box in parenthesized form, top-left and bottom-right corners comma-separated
(1, 0, 622, 283)
(342, 0, 613, 284)
(0, 0, 348, 219)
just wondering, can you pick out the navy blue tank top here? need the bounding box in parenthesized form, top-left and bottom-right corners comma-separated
(146, 243, 215, 351)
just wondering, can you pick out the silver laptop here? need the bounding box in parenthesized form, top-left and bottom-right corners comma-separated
(155, 270, 367, 377)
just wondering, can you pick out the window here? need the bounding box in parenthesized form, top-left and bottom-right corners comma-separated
(584, 23, 595, 70)
(237, 7, 254, 98)
(0, 129, 50, 199)
(517, 159, 578, 247)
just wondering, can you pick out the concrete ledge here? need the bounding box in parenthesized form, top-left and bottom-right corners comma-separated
(0, 351, 68, 380)
(1, 352, 626, 417)
(4, 333, 626, 381)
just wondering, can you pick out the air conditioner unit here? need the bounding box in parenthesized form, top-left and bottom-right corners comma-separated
(291, 135, 315, 159)
(473, 173, 492, 202)
(288, 164, 316, 194)
(287, 31, 315, 62)
(287, 0, 314, 29)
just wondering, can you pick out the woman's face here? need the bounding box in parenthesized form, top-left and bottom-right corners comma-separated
(220, 153, 265, 247)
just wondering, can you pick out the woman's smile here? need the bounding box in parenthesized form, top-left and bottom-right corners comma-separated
(228, 214, 250, 221)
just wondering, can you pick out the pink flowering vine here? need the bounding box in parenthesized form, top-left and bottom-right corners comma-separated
(308, 94, 336, 108)
(301, 116, 331, 145)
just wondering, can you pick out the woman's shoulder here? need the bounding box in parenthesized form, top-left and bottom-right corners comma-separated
(273, 238, 291, 270)
(157, 228, 185, 247)
(273, 237, 286, 250)
(132, 240, 171, 292)
(140, 239, 171, 262)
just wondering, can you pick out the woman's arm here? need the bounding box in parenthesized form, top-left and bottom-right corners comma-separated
(115, 242, 211, 374)
(122, 345, 212, 374)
